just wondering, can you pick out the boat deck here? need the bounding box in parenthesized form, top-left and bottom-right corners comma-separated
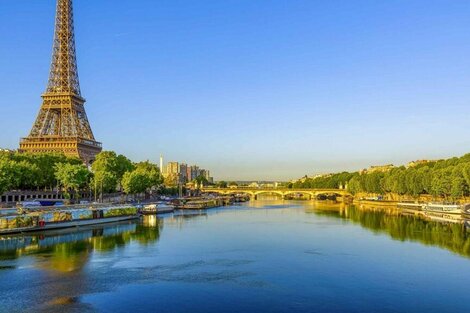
(0, 215, 139, 235)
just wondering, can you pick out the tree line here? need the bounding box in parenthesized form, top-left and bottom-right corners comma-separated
(0, 150, 164, 199)
(290, 153, 470, 199)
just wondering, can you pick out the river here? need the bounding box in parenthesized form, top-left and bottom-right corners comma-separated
(1, 200, 470, 313)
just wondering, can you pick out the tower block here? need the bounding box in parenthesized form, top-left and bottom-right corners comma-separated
(19, 0, 101, 164)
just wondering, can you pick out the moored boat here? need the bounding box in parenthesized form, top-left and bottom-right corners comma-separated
(181, 199, 221, 210)
(156, 203, 175, 214)
(424, 203, 463, 214)
(141, 203, 174, 215)
(141, 204, 158, 215)
(0, 206, 139, 235)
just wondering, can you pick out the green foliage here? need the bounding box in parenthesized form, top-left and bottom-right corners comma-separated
(292, 153, 470, 199)
(122, 170, 151, 195)
(92, 151, 134, 193)
(54, 163, 91, 196)
(0, 150, 167, 199)
(292, 172, 356, 190)
(121, 160, 164, 195)
(194, 175, 209, 187)
(217, 181, 228, 188)
(0, 151, 82, 192)
(134, 161, 163, 186)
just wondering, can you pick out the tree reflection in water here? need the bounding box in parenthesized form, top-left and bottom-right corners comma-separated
(0, 216, 163, 272)
(309, 203, 470, 258)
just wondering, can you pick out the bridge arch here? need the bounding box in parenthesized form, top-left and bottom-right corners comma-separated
(253, 190, 285, 200)
(282, 190, 316, 200)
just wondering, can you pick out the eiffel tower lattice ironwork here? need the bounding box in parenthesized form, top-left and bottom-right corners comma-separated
(19, 0, 102, 164)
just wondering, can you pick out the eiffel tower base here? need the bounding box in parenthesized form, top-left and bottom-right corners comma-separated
(19, 137, 102, 165)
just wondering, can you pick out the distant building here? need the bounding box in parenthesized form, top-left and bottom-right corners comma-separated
(186, 166, 192, 182)
(179, 163, 188, 183)
(162, 160, 214, 185)
(407, 160, 432, 168)
(188, 165, 199, 181)
(312, 173, 333, 179)
(167, 162, 179, 175)
(361, 164, 395, 174)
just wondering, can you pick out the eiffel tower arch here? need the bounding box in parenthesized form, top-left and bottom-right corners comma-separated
(19, 0, 102, 165)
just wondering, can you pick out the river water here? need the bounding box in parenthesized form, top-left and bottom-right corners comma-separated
(1, 200, 470, 313)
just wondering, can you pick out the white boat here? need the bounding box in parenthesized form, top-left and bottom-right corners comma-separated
(141, 203, 174, 215)
(424, 203, 462, 214)
(141, 204, 158, 215)
(156, 203, 174, 214)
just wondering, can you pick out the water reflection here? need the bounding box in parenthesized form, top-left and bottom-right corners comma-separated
(1, 203, 470, 313)
(0, 216, 163, 270)
(164, 211, 209, 230)
(309, 203, 470, 258)
(2, 204, 469, 264)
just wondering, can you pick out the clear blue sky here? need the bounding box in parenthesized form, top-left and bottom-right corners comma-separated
(1, 0, 470, 181)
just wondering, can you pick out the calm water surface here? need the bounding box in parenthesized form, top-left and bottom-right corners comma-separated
(1, 201, 470, 313)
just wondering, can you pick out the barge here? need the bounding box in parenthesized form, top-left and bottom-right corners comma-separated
(172, 197, 229, 210)
(424, 203, 463, 215)
(181, 199, 220, 210)
(0, 206, 139, 235)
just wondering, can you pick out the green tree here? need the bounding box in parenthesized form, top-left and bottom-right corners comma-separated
(431, 169, 452, 199)
(194, 175, 209, 187)
(134, 161, 163, 187)
(91, 151, 132, 193)
(217, 181, 228, 188)
(54, 163, 90, 199)
(0, 159, 15, 194)
(450, 165, 467, 199)
(122, 170, 151, 196)
(116, 154, 135, 181)
(30, 153, 73, 188)
(347, 176, 363, 195)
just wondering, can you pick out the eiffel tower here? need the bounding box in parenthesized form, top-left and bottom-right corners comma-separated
(19, 0, 102, 165)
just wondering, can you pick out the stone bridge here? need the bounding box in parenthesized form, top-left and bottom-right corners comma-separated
(201, 187, 352, 200)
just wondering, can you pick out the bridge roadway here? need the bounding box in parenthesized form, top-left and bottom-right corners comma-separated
(201, 187, 352, 200)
